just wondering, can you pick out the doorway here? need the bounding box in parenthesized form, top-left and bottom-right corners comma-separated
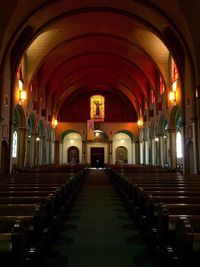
(91, 147, 104, 167)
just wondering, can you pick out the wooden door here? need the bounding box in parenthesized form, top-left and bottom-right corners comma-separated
(91, 147, 104, 167)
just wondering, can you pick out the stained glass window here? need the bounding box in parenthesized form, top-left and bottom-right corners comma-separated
(90, 95, 105, 121)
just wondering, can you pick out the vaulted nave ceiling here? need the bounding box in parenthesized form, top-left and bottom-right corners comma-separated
(1, 0, 197, 119)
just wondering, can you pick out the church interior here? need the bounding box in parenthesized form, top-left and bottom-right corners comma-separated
(0, 1, 200, 266)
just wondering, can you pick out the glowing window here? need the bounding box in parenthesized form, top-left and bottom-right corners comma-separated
(159, 76, 165, 95)
(176, 131, 183, 158)
(90, 95, 105, 121)
(12, 131, 18, 158)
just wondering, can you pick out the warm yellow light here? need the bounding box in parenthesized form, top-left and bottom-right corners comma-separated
(172, 80, 177, 92)
(137, 119, 143, 127)
(155, 137, 159, 142)
(18, 79, 23, 90)
(19, 90, 27, 101)
(52, 118, 58, 128)
(169, 91, 176, 102)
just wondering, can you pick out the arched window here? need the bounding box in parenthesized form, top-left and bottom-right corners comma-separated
(90, 95, 105, 121)
(176, 131, 183, 158)
(12, 131, 18, 158)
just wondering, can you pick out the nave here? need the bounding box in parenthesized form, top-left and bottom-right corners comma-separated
(41, 169, 158, 267)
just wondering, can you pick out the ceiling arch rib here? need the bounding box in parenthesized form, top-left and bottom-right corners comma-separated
(37, 38, 157, 111)
(27, 12, 169, 94)
(20, 4, 172, 122)
(58, 73, 142, 109)
(36, 33, 159, 92)
(44, 53, 151, 102)
(60, 65, 147, 102)
(56, 76, 139, 116)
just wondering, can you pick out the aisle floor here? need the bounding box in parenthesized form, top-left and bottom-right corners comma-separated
(42, 169, 159, 267)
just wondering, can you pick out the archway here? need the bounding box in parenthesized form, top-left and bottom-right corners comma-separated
(11, 104, 26, 171)
(61, 131, 82, 164)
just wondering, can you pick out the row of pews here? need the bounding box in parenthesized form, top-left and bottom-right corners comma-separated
(106, 165, 200, 267)
(0, 166, 89, 266)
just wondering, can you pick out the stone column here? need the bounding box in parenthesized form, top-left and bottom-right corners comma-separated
(109, 141, 113, 164)
(135, 140, 140, 164)
(168, 128, 177, 168)
(31, 132, 38, 167)
(17, 127, 26, 170)
(54, 140, 60, 164)
(82, 140, 86, 164)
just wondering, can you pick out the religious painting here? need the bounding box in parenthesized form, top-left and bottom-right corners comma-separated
(116, 146, 128, 164)
(68, 146, 79, 163)
(90, 95, 105, 121)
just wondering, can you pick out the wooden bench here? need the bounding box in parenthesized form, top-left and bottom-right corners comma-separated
(155, 203, 200, 267)
(0, 203, 44, 266)
(176, 216, 200, 267)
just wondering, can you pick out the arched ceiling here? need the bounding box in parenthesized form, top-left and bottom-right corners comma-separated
(25, 4, 170, 118)
(2, 0, 197, 119)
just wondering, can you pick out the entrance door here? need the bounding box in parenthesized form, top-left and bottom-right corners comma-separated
(91, 147, 104, 167)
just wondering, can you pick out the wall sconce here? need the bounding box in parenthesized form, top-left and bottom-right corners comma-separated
(137, 118, 143, 127)
(155, 137, 159, 142)
(36, 137, 40, 141)
(52, 118, 58, 128)
(19, 89, 27, 102)
(169, 91, 176, 103)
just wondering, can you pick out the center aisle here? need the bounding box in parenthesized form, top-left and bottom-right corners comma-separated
(42, 169, 159, 267)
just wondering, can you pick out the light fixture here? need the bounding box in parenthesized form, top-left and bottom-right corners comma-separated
(137, 118, 143, 127)
(52, 118, 58, 128)
(19, 89, 27, 102)
(169, 91, 176, 103)
(36, 137, 40, 141)
(120, 138, 124, 144)
(18, 79, 23, 91)
(155, 137, 159, 142)
(172, 80, 177, 92)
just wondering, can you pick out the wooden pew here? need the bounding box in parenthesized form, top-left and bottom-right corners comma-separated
(155, 203, 200, 267)
(176, 216, 200, 267)
(0, 204, 44, 266)
(0, 217, 27, 266)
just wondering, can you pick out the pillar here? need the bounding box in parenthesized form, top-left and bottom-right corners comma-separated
(109, 141, 113, 164)
(168, 128, 177, 168)
(54, 140, 60, 164)
(17, 127, 26, 170)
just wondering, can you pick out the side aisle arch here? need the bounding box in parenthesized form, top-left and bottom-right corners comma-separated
(11, 104, 26, 171)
